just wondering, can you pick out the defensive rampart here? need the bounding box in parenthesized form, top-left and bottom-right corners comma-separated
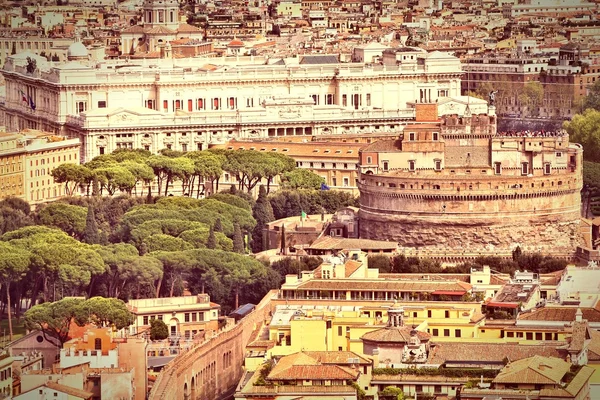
(149, 291, 276, 400)
(359, 162, 583, 253)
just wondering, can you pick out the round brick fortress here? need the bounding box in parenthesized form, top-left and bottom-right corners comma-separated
(358, 135, 584, 254)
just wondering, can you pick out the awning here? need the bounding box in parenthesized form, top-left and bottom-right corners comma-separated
(432, 290, 466, 296)
(486, 302, 519, 309)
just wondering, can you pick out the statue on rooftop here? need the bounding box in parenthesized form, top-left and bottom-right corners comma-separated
(489, 90, 498, 106)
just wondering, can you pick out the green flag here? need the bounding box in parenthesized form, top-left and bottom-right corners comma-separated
(301, 210, 307, 219)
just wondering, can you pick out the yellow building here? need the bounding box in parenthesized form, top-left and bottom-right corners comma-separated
(0, 130, 80, 205)
(0, 132, 25, 199)
(0, 353, 13, 399)
(127, 294, 221, 339)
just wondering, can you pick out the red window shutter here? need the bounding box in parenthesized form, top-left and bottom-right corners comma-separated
(188, 99, 193, 112)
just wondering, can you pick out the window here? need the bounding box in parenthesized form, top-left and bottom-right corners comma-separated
(432, 328, 438, 336)
(409, 132, 416, 141)
(191, 313, 197, 322)
(97, 101, 106, 108)
(383, 161, 389, 171)
(163, 100, 168, 111)
(494, 162, 501, 175)
(181, 144, 187, 152)
(342, 94, 347, 107)
(432, 132, 439, 141)
(76, 101, 87, 113)
(366, 156, 372, 164)
(427, 310, 432, 318)
(143, 316, 149, 325)
(535, 332, 543, 340)
(455, 329, 461, 338)
(507, 331, 514, 338)
(444, 329, 450, 337)
(188, 99, 193, 112)
(408, 160, 415, 171)
(445, 311, 450, 318)
(366, 93, 371, 106)
(94, 338, 102, 350)
(522, 162, 529, 175)
(157, 315, 163, 321)
(526, 332, 533, 340)
(544, 162, 551, 175)
(343, 177, 349, 187)
(434, 159, 442, 171)
(338, 326, 343, 336)
(185, 313, 190, 322)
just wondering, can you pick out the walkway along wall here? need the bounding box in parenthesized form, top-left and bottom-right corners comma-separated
(149, 290, 277, 400)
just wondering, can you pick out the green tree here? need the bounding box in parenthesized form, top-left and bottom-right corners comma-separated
(380, 386, 405, 400)
(252, 186, 275, 253)
(583, 161, 600, 189)
(146, 155, 194, 196)
(564, 109, 600, 161)
(120, 160, 154, 196)
(207, 225, 217, 249)
(83, 205, 100, 244)
(368, 255, 392, 272)
(583, 79, 600, 111)
(81, 296, 134, 329)
(50, 164, 92, 196)
(93, 166, 136, 195)
(150, 319, 169, 340)
(214, 217, 223, 233)
(281, 169, 324, 190)
(519, 81, 544, 117)
(263, 153, 296, 193)
(233, 221, 244, 253)
(184, 151, 224, 197)
(223, 151, 278, 193)
(23, 297, 88, 348)
(0, 242, 30, 340)
(37, 203, 87, 239)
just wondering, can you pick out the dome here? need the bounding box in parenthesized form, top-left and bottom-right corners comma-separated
(67, 41, 88, 59)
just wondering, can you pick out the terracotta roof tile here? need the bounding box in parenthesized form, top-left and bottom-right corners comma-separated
(308, 236, 398, 251)
(362, 326, 431, 343)
(428, 342, 566, 365)
(493, 356, 569, 385)
(267, 352, 360, 381)
(518, 307, 600, 322)
(44, 381, 93, 399)
(296, 279, 471, 292)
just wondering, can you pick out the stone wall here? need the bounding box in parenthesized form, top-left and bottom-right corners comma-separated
(359, 207, 583, 253)
(149, 291, 276, 400)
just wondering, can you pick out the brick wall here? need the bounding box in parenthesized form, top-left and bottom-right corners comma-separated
(149, 290, 277, 400)
(415, 103, 438, 122)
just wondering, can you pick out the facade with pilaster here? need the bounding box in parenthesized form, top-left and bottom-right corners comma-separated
(0, 49, 462, 163)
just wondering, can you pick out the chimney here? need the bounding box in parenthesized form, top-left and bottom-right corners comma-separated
(372, 348, 380, 367)
(576, 308, 583, 322)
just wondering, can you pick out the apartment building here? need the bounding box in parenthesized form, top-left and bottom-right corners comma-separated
(0, 130, 80, 205)
(127, 295, 221, 339)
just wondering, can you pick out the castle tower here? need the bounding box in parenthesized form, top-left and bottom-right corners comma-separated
(143, 0, 179, 30)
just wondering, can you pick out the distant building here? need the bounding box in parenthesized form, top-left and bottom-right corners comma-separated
(127, 294, 221, 339)
(0, 130, 80, 205)
(461, 355, 595, 400)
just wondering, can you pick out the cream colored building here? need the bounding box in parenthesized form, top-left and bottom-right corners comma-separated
(127, 294, 221, 339)
(0, 47, 462, 163)
(0, 130, 80, 205)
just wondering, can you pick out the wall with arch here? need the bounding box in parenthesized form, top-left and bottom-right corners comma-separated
(149, 291, 276, 400)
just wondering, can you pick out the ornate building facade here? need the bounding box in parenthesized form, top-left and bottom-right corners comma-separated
(0, 48, 462, 163)
(358, 104, 584, 256)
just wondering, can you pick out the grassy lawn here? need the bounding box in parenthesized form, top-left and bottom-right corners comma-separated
(0, 318, 27, 348)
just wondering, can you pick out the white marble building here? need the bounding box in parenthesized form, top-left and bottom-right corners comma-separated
(1, 46, 463, 162)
